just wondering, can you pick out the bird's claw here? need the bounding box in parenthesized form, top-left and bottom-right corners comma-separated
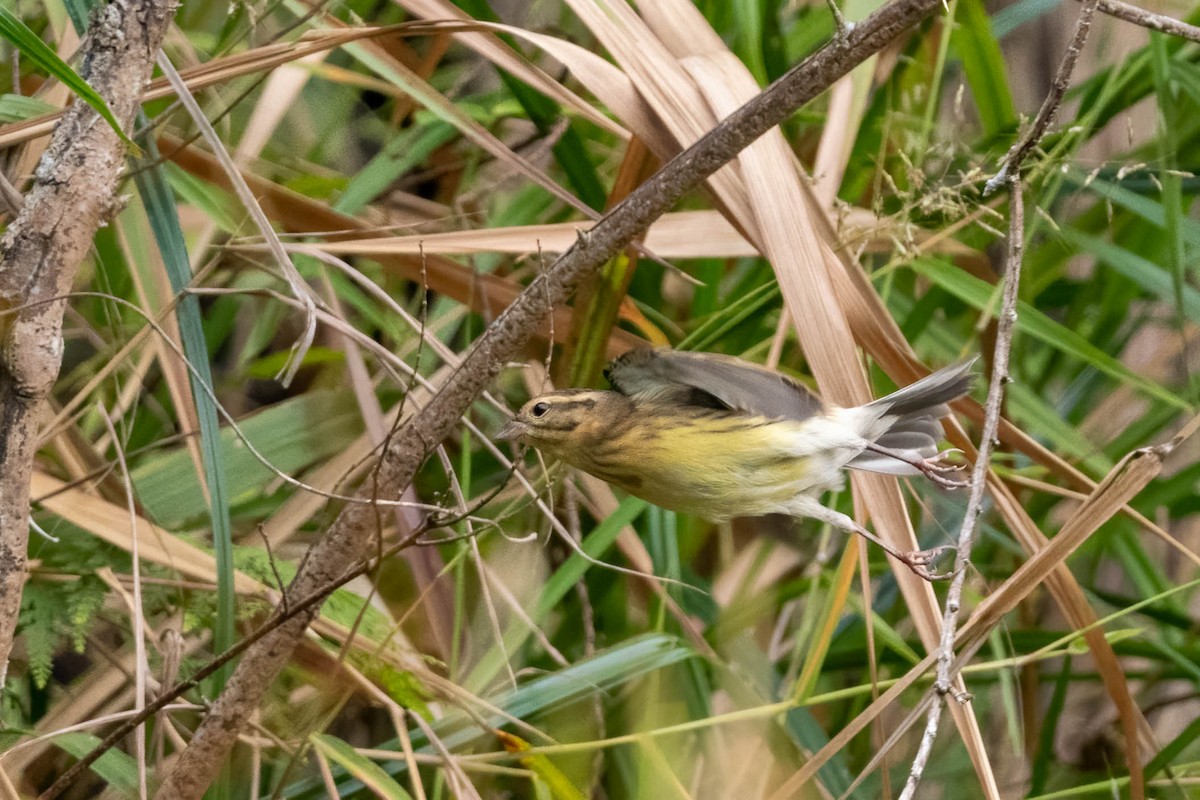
(918, 449, 969, 489)
(900, 544, 957, 581)
(923, 448, 964, 472)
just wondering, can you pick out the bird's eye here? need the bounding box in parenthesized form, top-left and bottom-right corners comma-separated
(531, 402, 550, 418)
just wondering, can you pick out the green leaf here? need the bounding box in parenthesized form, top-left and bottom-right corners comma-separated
(165, 161, 241, 233)
(0, 6, 136, 149)
(990, 0, 1059, 38)
(334, 120, 457, 214)
(681, 280, 780, 351)
(129, 389, 362, 525)
(286, 635, 695, 798)
(0, 92, 57, 122)
(18, 582, 63, 689)
(1065, 168, 1200, 250)
(1146, 711, 1200, 778)
(1063, 231, 1200, 325)
(1029, 654, 1071, 794)
(310, 734, 414, 800)
(497, 731, 589, 800)
(911, 258, 1190, 411)
(462, 496, 648, 694)
(53, 732, 139, 791)
(131, 129, 236, 689)
(953, 0, 1017, 138)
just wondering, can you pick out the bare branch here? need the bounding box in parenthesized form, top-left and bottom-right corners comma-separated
(986, 0, 1101, 193)
(38, 517, 433, 799)
(1093, 0, 1200, 42)
(900, 176, 1024, 798)
(905, 1, 1100, 792)
(0, 0, 176, 688)
(146, 0, 950, 795)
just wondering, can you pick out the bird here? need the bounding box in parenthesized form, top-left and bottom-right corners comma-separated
(496, 348, 974, 580)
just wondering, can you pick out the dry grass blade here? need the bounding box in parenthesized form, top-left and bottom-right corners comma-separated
(1, 645, 204, 774)
(773, 431, 1176, 796)
(163, 137, 648, 354)
(310, 13, 599, 221)
(140, 1, 958, 789)
(813, 188, 1160, 782)
(577, 473, 718, 657)
(298, 210, 757, 258)
(0, 25, 427, 151)
(11, 0, 1190, 794)
(158, 54, 318, 387)
(392, 0, 626, 136)
(30, 471, 415, 659)
(553, 1, 1000, 793)
(0, 19, 625, 153)
(116, 214, 209, 505)
(32, 471, 270, 597)
(961, 428, 1191, 643)
(0, 0, 176, 692)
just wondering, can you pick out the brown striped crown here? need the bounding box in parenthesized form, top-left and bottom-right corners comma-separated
(496, 389, 634, 456)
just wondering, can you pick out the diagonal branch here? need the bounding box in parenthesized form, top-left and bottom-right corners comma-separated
(985, 0, 1101, 194)
(0, 0, 176, 688)
(900, 175, 1026, 799)
(1089, 0, 1200, 43)
(150, 0, 949, 795)
(906, 0, 1109, 794)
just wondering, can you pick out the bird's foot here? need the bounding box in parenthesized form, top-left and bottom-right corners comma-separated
(899, 544, 957, 581)
(916, 449, 969, 489)
(863, 442, 970, 489)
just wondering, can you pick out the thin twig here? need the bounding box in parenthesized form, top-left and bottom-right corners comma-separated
(8, 291, 444, 514)
(826, 0, 850, 39)
(903, 0, 1101, 791)
(899, 176, 1024, 798)
(145, 1, 952, 795)
(37, 520, 434, 799)
(1092, 0, 1200, 42)
(97, 405, 149, 800)
(985, 0, 1101, 194)
(155, 53, 318, 387)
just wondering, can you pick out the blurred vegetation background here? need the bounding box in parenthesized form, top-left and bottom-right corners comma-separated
(2, 0, 1199, 797)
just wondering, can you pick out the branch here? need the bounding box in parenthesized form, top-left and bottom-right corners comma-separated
(151, 0, 948, 795)
(1092, 0, 1200, 43)
(904, 0, 1099, 793)
(900, 177, 1024, 797)
(985, 0, 1101, 194)
(38, 523, 433, 800)
(0, 0, 176, 688)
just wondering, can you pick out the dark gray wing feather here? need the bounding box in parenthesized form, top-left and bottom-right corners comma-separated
(605, 348, 824, 421)
(848, 358, 976, 474)
(865, 358, 976, 417)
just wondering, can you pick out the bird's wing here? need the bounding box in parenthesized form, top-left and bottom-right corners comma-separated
(604, 348, 824, 421)
(864, 358, 977, 417)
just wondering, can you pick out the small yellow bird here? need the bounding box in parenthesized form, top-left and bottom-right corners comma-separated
(497, 348, 974, 580)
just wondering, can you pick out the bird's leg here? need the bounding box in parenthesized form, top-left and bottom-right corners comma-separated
(791, 496, 954, 581)
(864, 442, 969, 489)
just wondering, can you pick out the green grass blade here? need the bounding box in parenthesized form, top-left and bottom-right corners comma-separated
(131, 130, 238, 688)
(284, 634, 695, 798)
(310, 734, 415, 800)
(1, 5, 135, 148)
(52, 732, 139, 791)
(911, 257, 1190, 411)
(952, 0, 1017, 139)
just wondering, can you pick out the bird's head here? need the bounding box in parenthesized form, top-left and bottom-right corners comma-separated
(496, 389, 626, 457)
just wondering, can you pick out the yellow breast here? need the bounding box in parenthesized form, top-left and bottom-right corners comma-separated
(562, 405, 827, 521)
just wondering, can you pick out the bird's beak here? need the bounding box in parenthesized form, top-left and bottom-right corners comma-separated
(495, 419, 524, 442)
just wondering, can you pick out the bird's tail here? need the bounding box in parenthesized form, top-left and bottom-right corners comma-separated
(846, 359, 976, 476)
